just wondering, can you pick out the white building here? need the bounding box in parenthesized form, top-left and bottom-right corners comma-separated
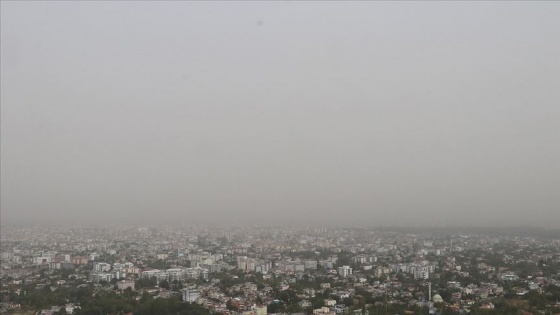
(305, 260, 318, 269)
(64, 304, 80, 314)
(324, 299, 337, 306)
(140, 269, 169, 283)
(182, 288, 200, 302)
(167, 268, 187, 282)
(314, 307, 336, 315)
(90, 272, 113, 283)
(337, 265, 352, 277)
(93, 262, 111, 272)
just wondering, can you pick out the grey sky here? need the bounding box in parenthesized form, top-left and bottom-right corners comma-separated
(1, 2, 559, 227)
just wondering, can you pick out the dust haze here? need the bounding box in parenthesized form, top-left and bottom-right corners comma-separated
(1, 2, 559, 227)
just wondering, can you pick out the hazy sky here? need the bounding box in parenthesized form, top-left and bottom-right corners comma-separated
(1, 2, 559, 227)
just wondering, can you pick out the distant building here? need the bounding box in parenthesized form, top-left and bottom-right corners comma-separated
(90, 272, 113, 283)
(64, 303, 80, 314)
(324, 299, 337, 306)
(182, 287, 200, 302)
(255, 305, 267, 315)
(72, 256, 89, 265)
(117, 280, 135, 291)
(167, 268, 186, 282)
(337, 265, 352, 277)
(93, 262, 111, 272)
(304, 260, 318, 269)
(500, 273, 519, 281)
(314, 307, 336, 315)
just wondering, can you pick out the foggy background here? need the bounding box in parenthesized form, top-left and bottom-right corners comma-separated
(1, 2, 559, 227)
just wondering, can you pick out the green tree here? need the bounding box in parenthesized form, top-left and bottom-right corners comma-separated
(159, 279, 170, 289)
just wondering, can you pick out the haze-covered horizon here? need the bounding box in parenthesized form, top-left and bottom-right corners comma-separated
(1, 2, 559, 228)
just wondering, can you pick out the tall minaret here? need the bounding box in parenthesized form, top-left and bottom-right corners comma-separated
(428, 282, 432, 301)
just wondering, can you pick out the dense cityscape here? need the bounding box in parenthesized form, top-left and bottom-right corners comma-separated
(1, 225, 559, 315)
